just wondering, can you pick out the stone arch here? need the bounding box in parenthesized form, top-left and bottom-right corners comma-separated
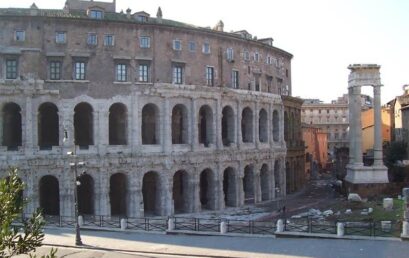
(222, 106, 235, 146)
(142, 171, 161, 216)
(243, 165, 255, 204)
(172, 104, 188, 144)
(241, 107, 253, 143)
(260, 164, 270, 201)
(173, 170, 189, 213)
(2, 102, 22, 149)
(109, 173, 127, 216)
(273, 110, 279, 142)
(274, 160, 281, 197)
(259, 108, 268, 143)
(39, 175, 59, 215)
(77, 174, 94, 215)
(284, 111, 289, 142)
(198, 105, 214, 146)
(223, 167, 237, 207)
(109, 102, 127, 145)
(142, 103, 160, 145)
(199, 168, 215, 210)
(38, 102, 59, 149)
(74, 102, 94, 147)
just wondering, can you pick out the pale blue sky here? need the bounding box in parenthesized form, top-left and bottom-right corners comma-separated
(1, 0, 408, 104)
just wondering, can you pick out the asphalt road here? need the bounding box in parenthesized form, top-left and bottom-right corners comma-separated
(15, 228, 409, 258)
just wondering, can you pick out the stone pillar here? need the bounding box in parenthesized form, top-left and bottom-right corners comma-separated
(352, 86, 363, 166)
(127, 173, 142, 217)
(216, 98, 222, 149)
(97, 171, 110, 216)
(254, 169, 261, 203)
(347, 87, 355, 165)
(255, 101, 259, 148)
(237, 101, 242, 149)
(237, 162, 244, 206)
(24, 96, 33, 155)
(373, 85, 383, 166)
(162, 173, 173, 216)
(191, 98, 198, 151)
(191, 171, 200, 213)
(216, 163, 224, 210)
(163, 98, 171, 153)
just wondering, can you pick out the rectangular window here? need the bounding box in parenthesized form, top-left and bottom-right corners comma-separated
(254, 52, 260, 62)
(74, 61, 86, 80)
(116, 63, 127, 82)
(87, 33, 97, 45)
(255, 76, 260, 91)
(232, 70, 239, 89)
(202, 42, 210, 54)
(206, 66, 214, 86)
(173, 65, 184, 84)
(138, 64, 150, 82)
(227, 48, 234, 61)
(55, 32, 66, 44)
(49, 61, 62, 80)
(140, 36, 150, 48)
(173, 39, 182, 51)
(104, 34, 114, 46)
(267, 56, 272, 65)
(15, 30, 25, 41)
(244, 50, 250, 61)
(5, 59, 18, 79)
(267, 76, 273, 92)
(188, 41, 196, 52)
(90, 10, 103, 19)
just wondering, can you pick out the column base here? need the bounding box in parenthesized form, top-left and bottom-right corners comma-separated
(345, 164, 389, 198)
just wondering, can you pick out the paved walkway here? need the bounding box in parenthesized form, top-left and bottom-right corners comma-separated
(19, 227, 409, 258)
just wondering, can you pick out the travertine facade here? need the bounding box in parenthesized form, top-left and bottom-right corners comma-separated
(0, 1, 291, 217)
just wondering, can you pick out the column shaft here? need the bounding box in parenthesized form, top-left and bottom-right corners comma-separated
(373, 85, 383, 166)
(353, 87, 363, 166)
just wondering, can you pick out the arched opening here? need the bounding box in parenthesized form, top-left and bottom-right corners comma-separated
(286, 161, 291, 194)
(241, 107, 253, 143)
(2, 102, 22, 150)
(260, 164, 270, 201)
(259, 109, 268, 143)
(243, 165, 254, 204)
(284, 111, 289, 142)
(173, 170, 189, 213)
(200, 169, 214, 210)
(172, 104, 188, 144)
(77, 174, 94, 215)
(109, 173, 127, 216)
(109, 103, 127, 145)
(273, 110, 279, 142)
(39, 175, 59, 215)
(222, 106, 235, 146)
(142, 171, 161, 216)
(142, 104, 159, 145)
(74, 102, 94, 147)
(223, 167, 237, 207)
(198, 105, 213, 147)
(38, 103, 59, 150)
(274, 160, 281, 197)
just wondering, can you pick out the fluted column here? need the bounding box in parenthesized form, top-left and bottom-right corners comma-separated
(353, 86, 363, 166)
(373, 85, 383, 166)
(348, 87, 355, 165)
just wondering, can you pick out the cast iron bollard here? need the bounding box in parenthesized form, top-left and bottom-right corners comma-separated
(120, 218, 127, 231)
(276, 219, 284, 233)
(337, 222, 345, 237)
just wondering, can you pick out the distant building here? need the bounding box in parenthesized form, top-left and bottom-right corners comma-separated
(361, 107, 391, 157)
(302, 124, 328, 179)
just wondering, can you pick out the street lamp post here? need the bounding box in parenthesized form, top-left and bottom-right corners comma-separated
(64, 130, 83, 246)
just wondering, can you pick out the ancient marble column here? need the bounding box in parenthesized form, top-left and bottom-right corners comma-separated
(353, 86, 363, 166)
(348, 87, 355, 165)
(373, 85, 383, 166)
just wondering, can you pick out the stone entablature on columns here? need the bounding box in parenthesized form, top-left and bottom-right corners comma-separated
(345, 64, 388, 186)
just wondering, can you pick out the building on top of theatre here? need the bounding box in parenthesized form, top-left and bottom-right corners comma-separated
(0, 0, 293, 218)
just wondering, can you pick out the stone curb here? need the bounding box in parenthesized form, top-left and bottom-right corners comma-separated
(275, 231, 401, 241)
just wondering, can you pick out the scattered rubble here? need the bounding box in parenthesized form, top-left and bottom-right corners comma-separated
(348, 193, 362, 202)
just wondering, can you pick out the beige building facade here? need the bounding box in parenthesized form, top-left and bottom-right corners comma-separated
(0, 0, 292, 217)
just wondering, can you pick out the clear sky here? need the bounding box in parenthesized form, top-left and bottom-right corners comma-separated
(1, 0, 408, 104)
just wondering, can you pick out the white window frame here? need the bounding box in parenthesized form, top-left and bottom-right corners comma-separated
(74, 61, 86, 80)
(227, 48, 234, 61)
(202, 42, 211, 54)
(140, 36, 151, 48)
(173, 39, 182, 51)
(89, 9, 103, 19)
(232, 70, 239, 89)
(15, 30, 25, 42)
(55, 31, 66, 44)
(173, 64, 184, 84)
(87, 33, 98, 45)
(206, 66, 214, 86)
(49, 60, 62, 80)
(104, 34, 115, 46)
(138, 63, 150, 82)
(115, 63, 127, 82)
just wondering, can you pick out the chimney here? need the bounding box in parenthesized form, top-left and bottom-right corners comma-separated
(126, 8, 131, 19)
(156, 7, 163, 23)
(214, 20, 224, 32)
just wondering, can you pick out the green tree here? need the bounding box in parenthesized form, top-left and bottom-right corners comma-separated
(0, 167, 56, 258)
